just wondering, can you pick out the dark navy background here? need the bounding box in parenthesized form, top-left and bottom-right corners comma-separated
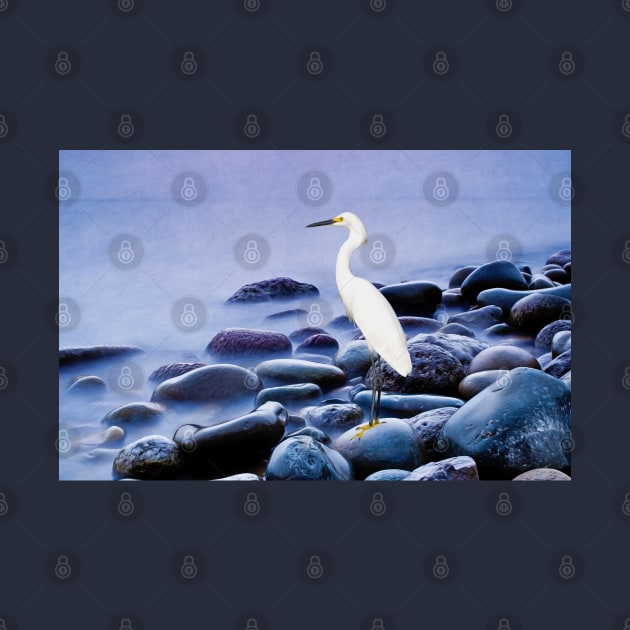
(1, 1, 629, 628)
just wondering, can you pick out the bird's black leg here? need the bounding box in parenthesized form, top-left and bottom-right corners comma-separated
(375, 355, 382, 424)
(368, 349, 376, 426)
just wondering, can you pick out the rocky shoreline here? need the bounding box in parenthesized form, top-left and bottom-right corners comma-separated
(59, 250, 572, 481)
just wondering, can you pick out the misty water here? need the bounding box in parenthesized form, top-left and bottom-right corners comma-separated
(59, 150, 570, 480)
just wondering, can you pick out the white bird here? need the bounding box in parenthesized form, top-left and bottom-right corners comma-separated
(306, 212, 412, 429)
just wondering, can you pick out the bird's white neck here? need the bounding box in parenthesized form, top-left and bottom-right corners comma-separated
(335, 229, 364, 291)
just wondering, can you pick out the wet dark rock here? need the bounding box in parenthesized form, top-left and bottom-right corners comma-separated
(544, 268, 570, 284)
(214, 473, 262, 481)
(302, 403, 363, 431)
(449, 265, 477, 289)
(545, 249, 571, 267)
(477, 284, 571, 316)
(226, 277, 319, 303)
(103, 401, 165, 425)
(282, 426, 331, 444)
(439, 323, 475, 337)
(440, 367, 571, 479)
(407, 406, 459, 460)
(561, 371, 571, 387)
(448, 305, 503, 330)
(255, 383, 322, 409)
(296, 334, 339, 358)
(148, 362, 206, 384)
(151, 364, 260, 403)
(334, 418, 424, 480)
(406, 333, 489, 370)
(353, 390, 463, 418)
(535, 320, 571, 350)
(441, 290, 465, 310)
(266, 435, 352, 480)
(380, 281, 442, 317)
(328, 315, 354, 330)
(398, 317, 442, 336)
(112, 435, 184, 480)
(551, 330, 571, 358)
(206, 328, 292, 360)
(66, 375, 107, 395)
(365, 469, 411, 481)
(366, 342, 464, 397)
(543, 349, 571, 378)
(537, 352, 552, 369)
(460, 261, 528, 302)
(60, 345, 143, 368)
(528, 274, 554, 290)
(173, 402, 288, 477)
(468, 345, 539, 374)
(513, 468, 570, 481)
(482, 323, 532, 345)
(289, 327, 329, 344)
(255, 358, 346, 391)
(404, 456, 478, 481)
(458, 370, 505, 400)
(333, 340, 372, 379)
(509, 293, 572, 332)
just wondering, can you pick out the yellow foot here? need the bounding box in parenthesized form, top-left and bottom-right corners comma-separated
(351, 418, 381, 440)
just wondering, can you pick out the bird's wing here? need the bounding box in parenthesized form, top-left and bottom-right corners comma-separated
(345, 277, 412, 377)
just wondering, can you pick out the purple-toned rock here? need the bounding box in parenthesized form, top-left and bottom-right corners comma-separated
(296, 334, 339, 358)
(513, 468, 570, 481)
(448, 305, 503, 330)
(226, 277, 319, 303)
(509, 293, 571, 332)
(289, 327, 329, 344)
(467, 345, 539, 374)
(149, 362, 206, 384)
(460, 261, 528, 302)
(112, 435, 184, 480)
(448, 265, 477, 289)
(404, 456, 478, 481)
(206, 328, 291, 360)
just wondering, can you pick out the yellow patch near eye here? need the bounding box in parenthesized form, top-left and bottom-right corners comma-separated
(333, 216, 343, 223)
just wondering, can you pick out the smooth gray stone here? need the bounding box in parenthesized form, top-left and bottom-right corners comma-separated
(353, 391, 463, 418)
(112, 435, 184, 480)
(477, 284, 571, 316)
(226, 277, 319, 303)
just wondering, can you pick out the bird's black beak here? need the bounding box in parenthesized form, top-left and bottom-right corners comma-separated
(306, 219, 335, 228)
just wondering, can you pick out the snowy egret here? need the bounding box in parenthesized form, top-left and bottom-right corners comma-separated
(306, 212, 412, 429)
